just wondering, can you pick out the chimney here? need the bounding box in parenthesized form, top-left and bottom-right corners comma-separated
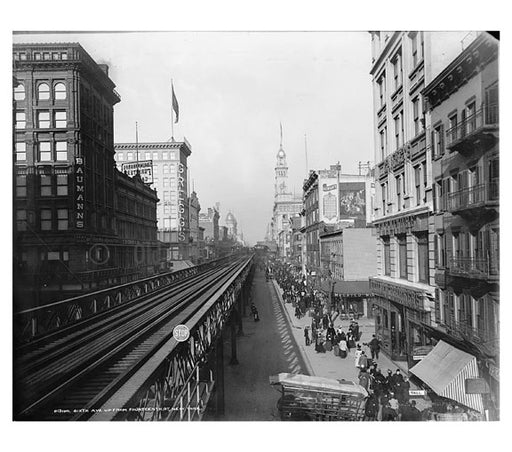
(98, 64, 109, 76)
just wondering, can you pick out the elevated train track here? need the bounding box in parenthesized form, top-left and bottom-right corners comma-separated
(14, 254, 254, 421)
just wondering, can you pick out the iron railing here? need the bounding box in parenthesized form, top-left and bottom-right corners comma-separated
(445, 103, 498, 148)
(443, 314, 499, 355)
(447, 255, 497, 279)
(446, 181, 499, 212)
(14, 256, 232, 342)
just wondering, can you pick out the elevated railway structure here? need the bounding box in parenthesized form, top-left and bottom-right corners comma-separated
(14, 254, 254, 421)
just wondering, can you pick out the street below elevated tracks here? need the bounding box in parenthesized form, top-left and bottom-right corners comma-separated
(207, 268, 308, 421)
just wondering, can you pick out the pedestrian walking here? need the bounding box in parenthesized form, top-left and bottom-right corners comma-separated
(358, 350, 368, 370)
(364, 392, 379, 421)
(368, 335, 381, 360)
(358, 368, 370, 391)
(354, 344, 363, 368)
(304, 326, 310, 346)
(339, 338, 348, 359)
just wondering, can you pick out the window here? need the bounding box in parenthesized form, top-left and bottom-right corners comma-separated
(16, 175, 27, 197)
(485, 83, 499, 124)
(392, 49, 402, 91)
(57, 174, 68, 196)
(169, 151, 176, 160)
(16, 142, 26, 161)
(39, 142, 52, 161)
(163, 178, 169, 187)
(61, 52, 68, 60)
(37, 111, 50, 128)
(163, 191, 170, 201)
(163, 164, 169, 173)
(40, 175, 52, 196)
(37, 83, 50, 100)
(378, 75, 386, 108)
(458, 294, 473, 327)
(54, 83, 66, 100)
(394, 113, 403, 149)
(145, 152, 151, 160)
(381, 182, 387, 214)
(396, 175, 402, 211)
(412, 97, 422, 136)
(414, 165, 421, 205)
(127, 152, 133, 161)
(41, 209, 52, 230)
(57, 209, 69, 230)
(153, 152, 159, 160)
(15, 111, 26, 129)
(465, 101, 476, 135)
(398, 234, 408, 279)
(432, 124, 444, 158)
(164, 218, 170, 228)
(56, 141, 67, 161)
(383, 236, 391, 276)
(14, 83, 26, 101)
(52, 52, 59, 60)
(448, 113, 458, 143)
(43, 52, 50, 60)
(410, 32, 423, 67)
(55, 111, 67, 128)
(379, 127, 387, 161)
(417, 233, 429, 283)
(16, 210, 27, 231)
(164, 205, 170, 214)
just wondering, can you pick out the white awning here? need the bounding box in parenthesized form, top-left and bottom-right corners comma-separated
(410, 340, 484, 413)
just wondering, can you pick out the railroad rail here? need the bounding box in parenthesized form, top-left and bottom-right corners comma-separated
(14, 255, 232, 343)
(14, 255, 254, 421)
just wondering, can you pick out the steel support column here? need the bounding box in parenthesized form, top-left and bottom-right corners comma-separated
(229, 312, 239, 365)
(237, 294, 244, 336)
(215, 332, 225, 416)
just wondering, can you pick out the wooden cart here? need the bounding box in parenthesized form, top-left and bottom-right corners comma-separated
(270, 373, 368, 421)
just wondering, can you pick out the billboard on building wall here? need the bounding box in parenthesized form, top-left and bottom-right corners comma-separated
(321, 182, 338, 224)
(339, 182, 366, 220)
(121, 160, 154, 184)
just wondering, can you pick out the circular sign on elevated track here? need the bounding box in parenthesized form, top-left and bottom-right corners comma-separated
(173, 324, 190, 342)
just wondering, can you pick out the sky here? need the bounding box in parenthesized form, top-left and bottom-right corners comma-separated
(12, 31, 374, 245)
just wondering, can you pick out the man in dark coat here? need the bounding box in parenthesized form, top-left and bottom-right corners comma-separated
(368, 334, 381, 360)
(358, 368, 370, 391)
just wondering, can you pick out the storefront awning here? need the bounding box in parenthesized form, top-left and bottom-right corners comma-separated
(410, 340, 484, 413)
(320, 280, 371, 296)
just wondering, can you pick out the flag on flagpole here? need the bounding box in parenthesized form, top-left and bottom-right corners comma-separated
(172, 82, 179, 123)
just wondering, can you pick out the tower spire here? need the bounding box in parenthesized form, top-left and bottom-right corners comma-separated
(280, 122, 283, 148)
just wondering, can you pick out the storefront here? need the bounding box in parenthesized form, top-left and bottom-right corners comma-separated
(320, 280, 372, 319)
(410, 340, 487, 419)
(370, 277, 434, 364)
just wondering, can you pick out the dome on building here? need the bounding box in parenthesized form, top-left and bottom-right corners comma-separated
(225, 211, 237, 224)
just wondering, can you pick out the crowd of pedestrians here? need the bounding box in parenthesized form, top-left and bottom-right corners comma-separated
(266, 258, 425, 422)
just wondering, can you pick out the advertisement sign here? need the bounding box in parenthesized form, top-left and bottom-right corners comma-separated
(339, 182, 366, 220)
(121, 160, 154, 184)
(321, 182, 338, 223)
(75, 157, 85, 229)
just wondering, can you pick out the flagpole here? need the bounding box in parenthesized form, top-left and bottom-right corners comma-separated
(171, 79, 174, 141)
(304, 133, 309, 174)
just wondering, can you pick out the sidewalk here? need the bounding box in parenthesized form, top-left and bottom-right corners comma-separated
(271, 279, 431, 412)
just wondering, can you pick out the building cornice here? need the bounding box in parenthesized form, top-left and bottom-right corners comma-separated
(422, 33, 498, 110)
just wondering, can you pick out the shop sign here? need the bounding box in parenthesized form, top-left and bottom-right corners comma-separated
(121, 160, 154, 184)
(75, 156, 85, 229)
(409, 389, 426, 397)
(465, 378, 490, 394)
(177, 162, 186, 242)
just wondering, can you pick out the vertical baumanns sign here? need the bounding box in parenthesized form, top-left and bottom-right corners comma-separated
(75, 156, 85, 229)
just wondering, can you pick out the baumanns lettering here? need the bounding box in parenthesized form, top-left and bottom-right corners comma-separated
(75, 157, 85, 229)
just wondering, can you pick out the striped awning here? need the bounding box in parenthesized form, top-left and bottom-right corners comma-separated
(410, 340, 484, 413)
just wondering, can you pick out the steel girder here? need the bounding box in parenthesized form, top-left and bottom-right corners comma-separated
(14, 257, 230, 343)
(101, 256, 253, 421)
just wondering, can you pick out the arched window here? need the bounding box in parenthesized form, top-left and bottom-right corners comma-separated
(38, 83, 50, 100)
(14, 83, 25, 101)
(54, 82, 66, 100)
